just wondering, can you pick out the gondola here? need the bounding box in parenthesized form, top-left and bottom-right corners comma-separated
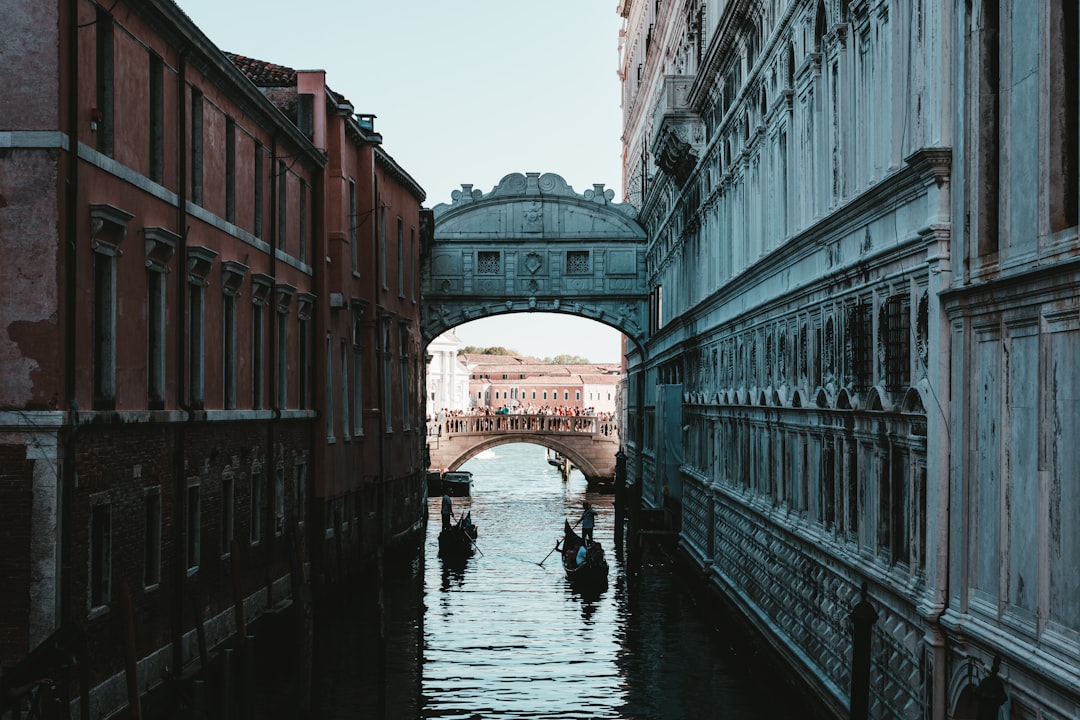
(559, 520, 608, 585)
(438, 512, 478, 561)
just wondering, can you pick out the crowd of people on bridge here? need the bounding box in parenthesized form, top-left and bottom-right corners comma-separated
(427, 406, 617, 437)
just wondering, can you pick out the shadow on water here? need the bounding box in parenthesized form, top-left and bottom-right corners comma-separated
(256, 443, 830, 719)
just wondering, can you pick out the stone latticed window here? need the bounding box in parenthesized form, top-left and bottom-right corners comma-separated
(477, 251, 501, 275)
(566, 250, 590, 274)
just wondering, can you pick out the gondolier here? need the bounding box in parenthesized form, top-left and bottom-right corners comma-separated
(580, 502, 596, 543)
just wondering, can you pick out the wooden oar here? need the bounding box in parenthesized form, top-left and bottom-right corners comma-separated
(538, 540, 561, 566)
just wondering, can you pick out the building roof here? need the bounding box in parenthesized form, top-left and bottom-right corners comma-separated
(225, 53, 296, 87)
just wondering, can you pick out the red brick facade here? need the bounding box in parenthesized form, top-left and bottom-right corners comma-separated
(0, 1, 427, 715)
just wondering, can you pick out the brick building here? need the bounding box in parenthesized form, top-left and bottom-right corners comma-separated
(464, 355, 621, 413)
(0, 1, 427, 716)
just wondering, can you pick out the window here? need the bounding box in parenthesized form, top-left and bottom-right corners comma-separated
(145, 227, 176, 410)
(400, 323, 411, 430)
(220, 265, 239, 409)
(252, 275, 272, 409)
(1051, 0, 1079, 231)
(382, 318, 393, 432)
(847, 302, 873, 392)
(379, 189, 387, 289)
(94, 7, 113, 156)
(250, 467, 262, 544)
(144, 488, 161, 588)
(349, 179, 358, 273)
(351, 305, 364, 437)
(90, 204, 132, 410)
(883, 295, 911, 393)
(295, 462, 307, 527)
(275, 465, 285, 536)
(410, 228, 416, 302)
(191, 90, 203, 205)
(340, 338, 350, 439)
(186, 483, 201, 572)
(397, 218, 405, 297)
(299, 182, 308, 263)
(149, 55, 163, 182)
(225, 118, 236, 223)
(566, 250, 590, 274)
(254, 142, 264, 238)
(275, 285, 293, 409)
(975, 0, 999, 255)
(325, 334, 335, 440)
(221, 472, 234, 556)
(298, 295, 313, 410)
(187, 247, 217, 409)
(91, 501, 112, 608)
(277, 161, 288, 251)
(477, 251, 501, 274)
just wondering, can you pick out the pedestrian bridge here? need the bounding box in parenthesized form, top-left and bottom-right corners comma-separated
(426, 414, 620, 484)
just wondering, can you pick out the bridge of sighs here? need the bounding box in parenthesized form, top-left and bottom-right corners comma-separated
(421, 172, 648, 481)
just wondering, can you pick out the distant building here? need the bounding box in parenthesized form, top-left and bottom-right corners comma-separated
(463, 355, 621, 413)
(425, 330, 471, 417)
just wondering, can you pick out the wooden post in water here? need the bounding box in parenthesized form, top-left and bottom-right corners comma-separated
(120, 581, 142, 719)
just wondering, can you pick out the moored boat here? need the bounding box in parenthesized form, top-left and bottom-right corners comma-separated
(438, 512, 478, 560)
(441, 470, 473, 497)
(559, 520, 608, 585)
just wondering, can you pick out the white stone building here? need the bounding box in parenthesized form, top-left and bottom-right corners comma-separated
(617, 1, 1078, 719)
(425, 331, 471, 418)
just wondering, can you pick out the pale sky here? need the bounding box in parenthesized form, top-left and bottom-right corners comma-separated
(175, 0, 628, 363)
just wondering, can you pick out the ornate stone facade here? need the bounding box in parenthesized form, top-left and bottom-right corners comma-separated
(618, 1, 1078, 719)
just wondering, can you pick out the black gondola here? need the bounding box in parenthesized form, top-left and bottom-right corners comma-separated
(438, 512, 478, 560)
(559, 520, 608, 585)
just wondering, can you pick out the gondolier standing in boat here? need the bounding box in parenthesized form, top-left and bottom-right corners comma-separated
(580, 501, 596, 544)
(441, 486, 454, 531)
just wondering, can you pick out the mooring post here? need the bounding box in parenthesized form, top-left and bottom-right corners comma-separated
(849, 581, 878, 720)
(613, 450, 626, 553)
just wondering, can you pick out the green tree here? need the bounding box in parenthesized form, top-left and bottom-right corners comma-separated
(544, 354, 591, 364)
(459, 345, 518, 356)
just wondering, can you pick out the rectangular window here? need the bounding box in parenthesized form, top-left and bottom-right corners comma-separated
(380, 197, 387, 289)
(189, 282, 205, 408)
(340, 338, 351, 439)
(410, 229, 416, 302)
(93, 250, 117, 409)
(149, 54, 163, 182)
(254, 142, 264, 238)
(566, 250, 590, 274)
(296, 462, 307, 527)
(224, 292, 237, 409)
(884, 295, 911, 393)
(325, 334, 335, 440)
(298, 314, 309, 410)
(277, 310, 288, 409)
(299, 182, 308, 263)
(351, 309, 363, 437)
(148, 269, 166, 409)
(275, 466, 285, 536)
(397, 218, 405, 297)
(849, 302, 874, 392)
(277, 160, 287, 251)
(186, 483, 201, 572)
(382, 318, 393, 432)
(221, 473, 234, 556)
(225, 118, 236, 223)
(250, 469, 262, 545)
(399, 323, 411, 430)
(1050, 0, 1078, 231)
(91, 501, 112, 607)
(144, 489, 161, 588)
(191, 90, 203, 205)
(477, 251, 501, 274)
(576, 391, 581, 400)
(95, 7, 113, 156)
(252, 303, 265, 409)
(349, 179, 358, 274)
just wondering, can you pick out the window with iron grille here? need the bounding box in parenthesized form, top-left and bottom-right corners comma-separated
(883, 295, 911, 392)
(847, 303, 873, 391)
(566, 250, 590, 274)
(477, 251, 501, 274)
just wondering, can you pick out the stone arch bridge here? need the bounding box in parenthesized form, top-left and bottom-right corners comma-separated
(426, 413, 620, 484)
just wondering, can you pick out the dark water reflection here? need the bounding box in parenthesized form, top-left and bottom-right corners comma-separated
(268, 443, 819, 719)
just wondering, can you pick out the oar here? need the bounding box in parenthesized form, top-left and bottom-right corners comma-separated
(538, 540, 561, 566)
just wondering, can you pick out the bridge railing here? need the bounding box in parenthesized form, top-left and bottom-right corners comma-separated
(428, 414, 618, 438)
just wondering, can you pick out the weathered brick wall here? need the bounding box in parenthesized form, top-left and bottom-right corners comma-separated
(0, 444, 33, 668)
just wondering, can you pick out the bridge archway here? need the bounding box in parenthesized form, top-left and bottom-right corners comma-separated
(444, 437, 605, 480)
(420, 172, 649, 351)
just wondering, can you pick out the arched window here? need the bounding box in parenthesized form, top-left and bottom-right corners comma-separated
(814, 1, 828, 53)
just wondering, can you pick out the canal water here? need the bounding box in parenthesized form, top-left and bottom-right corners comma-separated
(265, 442, 823, 719)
